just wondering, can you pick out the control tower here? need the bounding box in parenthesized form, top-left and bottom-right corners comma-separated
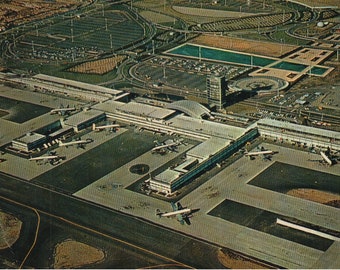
(206, 75, 227, 110)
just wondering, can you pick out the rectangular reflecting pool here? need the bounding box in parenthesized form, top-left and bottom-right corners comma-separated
(167, 43, 332, 77)
(310, 66, 329, 76)
(167, 43, 276, 67)
(270, 61, 308, 72)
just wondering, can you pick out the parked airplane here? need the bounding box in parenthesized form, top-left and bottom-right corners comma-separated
(29, 154, 65, 165)
(151, 139, 183, 154)
(320, 150, 333, 166)
(156, 201, 198, 225)
(92, 123, 120, 132)
(58, 138, 93, 149)
(245, 146, 276, 161)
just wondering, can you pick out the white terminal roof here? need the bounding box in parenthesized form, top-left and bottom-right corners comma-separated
(170, 115, 245, 140)
(92, 100, 126, 113)
(154, 169, 181, 185)
(15, 132, 46, 144)
(258, 118, 340, 140)
(173, 157, 198, 173)
(33, 74, 122, 96)
(64, 110, 105, 127)
(93, 100, 176, 120)
(166, 100, 211, 119)
(187, 137, 230, 161)
(119, 102, 175, 119)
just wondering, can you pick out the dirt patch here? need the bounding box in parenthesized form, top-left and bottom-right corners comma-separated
(0, 211, 22, 250)
(172, 6, 260, 18)
(53, 239, 105, 269)
(68, 55, 127, 75)
(217, 248, 273, 269)
(287, 188, 340, 205)
(192, 35, 298, 58)
(0, 0, 90, 30)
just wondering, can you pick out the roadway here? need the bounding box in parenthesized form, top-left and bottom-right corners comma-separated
(0, 172, 224, 269)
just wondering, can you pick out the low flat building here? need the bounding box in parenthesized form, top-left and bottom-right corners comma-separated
(12, 132, 46, 152)
(149, 137, 240, 195)
(187, 137, 230, 162)
(150, 169, 182, 194)
(64, 110, 106, 133)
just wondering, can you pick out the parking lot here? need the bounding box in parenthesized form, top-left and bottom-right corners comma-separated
(133, 55, 250, 95)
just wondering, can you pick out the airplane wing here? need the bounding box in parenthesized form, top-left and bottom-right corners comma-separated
(176, 214, 185, 225)
(176, 202, 191, 225)
(262, 154, 272, 161)
(183, 215, 191, 225)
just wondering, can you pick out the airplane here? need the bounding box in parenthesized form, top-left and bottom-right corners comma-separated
(307, 146, 338, 166)
(29, 154, 66, 165)
(156, 201, 198, 225)
(319, 147, 338, 166)
(92, 123, 120, 132)
(245, 146, 276, 161)
(320, 151, 333, 166)
(151, 139, 183, 154)
(58, 138, 93, 149)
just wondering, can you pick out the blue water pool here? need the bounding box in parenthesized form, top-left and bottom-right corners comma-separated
(168, 44, 276, 67)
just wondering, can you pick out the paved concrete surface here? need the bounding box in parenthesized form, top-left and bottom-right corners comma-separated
(74, 142, 340, 268)
(1, 84, 339, 268)
(0, 85, 84, 147)
(0, 128, 127, 180)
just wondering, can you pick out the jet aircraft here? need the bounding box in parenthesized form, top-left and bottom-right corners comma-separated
(58, 137, 93, 149)
(156, 201, 198, 225)
(151, 139, 183, 154)
(245, 146, 277, 161)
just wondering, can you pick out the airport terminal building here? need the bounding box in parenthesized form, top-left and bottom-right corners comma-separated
(257, 118, 340, 151)
(149, 128, 258, 195)
(11, 132, 47, 152)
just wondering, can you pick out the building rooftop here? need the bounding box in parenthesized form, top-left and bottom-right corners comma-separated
(153, 169, 181, 185)
(118, 102, 173, 119)
(33, 74, 122, 96)
(15, 132, 46, 144)
(49, 126, 74, 138)
(187, 137, 230, 161)
(166, 100, 211, 119)
(92, 100, 126, 113)
(170, 115, 245, 140)
(173, 157, 198, 173)
(64, 110, 105, 127)
(258, 118, 340, 140)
